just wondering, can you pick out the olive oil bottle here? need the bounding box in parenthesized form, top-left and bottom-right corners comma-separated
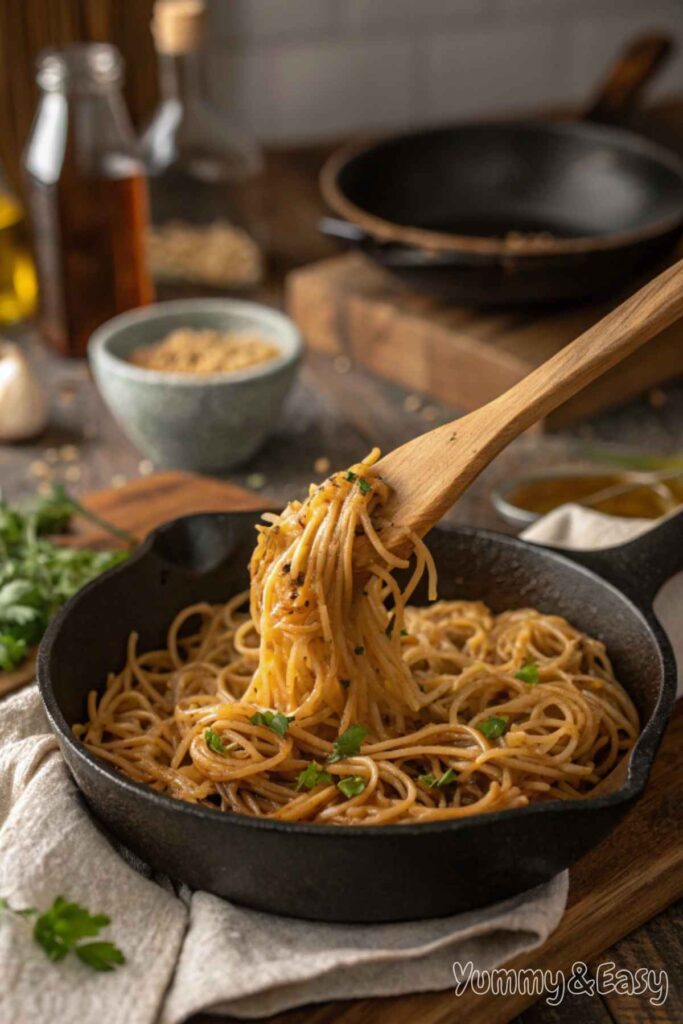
(0, 173, 37, 325)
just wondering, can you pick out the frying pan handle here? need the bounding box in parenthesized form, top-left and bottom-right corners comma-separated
(584, 34, 673, 124)
(560, 508, 683, 613)
(319, 216, 370, 245)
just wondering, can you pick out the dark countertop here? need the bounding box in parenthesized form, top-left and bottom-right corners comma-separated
(1, 120, 682, 1024)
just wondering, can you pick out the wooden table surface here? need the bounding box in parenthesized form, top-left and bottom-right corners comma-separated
(2, 115, 683, 1022)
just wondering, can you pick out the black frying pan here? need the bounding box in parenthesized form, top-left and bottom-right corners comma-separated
(321, 36, 683, 306)
(38, 508, 681, 923)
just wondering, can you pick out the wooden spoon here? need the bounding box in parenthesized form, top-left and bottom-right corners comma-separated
(377, 259, 683, 551)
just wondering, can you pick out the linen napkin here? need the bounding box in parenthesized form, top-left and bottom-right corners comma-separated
(523, 505, 683, 697)
(0, 505, 679, 1024)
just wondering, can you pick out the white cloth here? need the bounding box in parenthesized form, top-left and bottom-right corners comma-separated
(523, 505, 683, 697)
(1, 504, 679, 1024)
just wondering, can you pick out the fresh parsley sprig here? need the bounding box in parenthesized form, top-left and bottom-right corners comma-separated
(327, 723, 368, 763)
(0, 486, 133, 673)
(296, 762, 333, 790)
(0, 895, 125, 971)
(249, 710, 293, 737)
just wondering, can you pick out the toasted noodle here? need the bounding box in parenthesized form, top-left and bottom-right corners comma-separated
(75, 450, 639, 825)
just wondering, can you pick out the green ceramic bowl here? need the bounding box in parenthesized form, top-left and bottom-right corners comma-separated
(89, 298, 302, 473)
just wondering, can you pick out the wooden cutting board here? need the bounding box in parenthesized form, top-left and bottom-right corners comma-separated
(287, 253, 683, 429)
(8, 470, 683, 1022)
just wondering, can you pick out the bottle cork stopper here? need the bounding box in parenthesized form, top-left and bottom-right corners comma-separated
(152, 0, 206, 54)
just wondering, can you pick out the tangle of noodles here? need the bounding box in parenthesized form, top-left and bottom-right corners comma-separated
(75, 450, 639, 825)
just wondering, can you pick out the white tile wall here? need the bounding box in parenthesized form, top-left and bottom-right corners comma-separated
(569, 0, 683, 101)
(205, 0, 683, 142)
(418, 22, 575, 123)
(208, 0, 339, 42)
(341, 0, 493, 31)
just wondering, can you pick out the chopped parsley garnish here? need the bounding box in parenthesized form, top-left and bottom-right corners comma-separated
(400, 628, 409, 637)
(515, 662, 540, 685)
(0, 895, 125, 971)
(339, 678, 350, 689)
(327, 723, 368, 763)
(418, 768, 457, 789)
(477, 715, 509, 740)
(296, 763, 333, 790)
(344, 470, 371, 494)
(204, 728, 227, 754)
(337, 776, 366, 798)
(250, 710, 293, 737)
(354, 644, 365, 655)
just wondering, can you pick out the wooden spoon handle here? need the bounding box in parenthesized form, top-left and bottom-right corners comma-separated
(484, 259, 683, 441)
(377, 260, 683, 544)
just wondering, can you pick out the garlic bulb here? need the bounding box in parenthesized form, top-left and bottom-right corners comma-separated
(0, 342, 49, 442)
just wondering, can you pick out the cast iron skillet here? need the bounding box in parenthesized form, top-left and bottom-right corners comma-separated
(38, 508, 682, 923)
(320, 36, 683, 306)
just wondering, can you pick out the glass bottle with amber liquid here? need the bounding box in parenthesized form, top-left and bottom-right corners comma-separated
(23, 44, 154, 357)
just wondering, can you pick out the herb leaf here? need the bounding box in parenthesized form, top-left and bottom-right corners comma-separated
(418, 768, 457, 789)
(477, 715, 509, 740)
(515, 662, 540, 685)
(296, 763, 333, 790)
(250, 710, 293, 737)
(1, 894, 124, 971)
(75, 941, 126, 972)
(204, 728, 227, 754)
(0, 488, 131, 674)
(33, 898, 110, 962)
(344, 471, 358, 483)
(327, 723, 368, 763)
(0, 633, 27, 671)
(354, 644, 365, 655)
(357, 478, 372, 495)
(337, 776, 366, 798)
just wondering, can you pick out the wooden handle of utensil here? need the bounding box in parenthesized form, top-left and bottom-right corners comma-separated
(585, 33, 673, 123)
(484, 259, 683, 440)
(376, 260, 683, 545)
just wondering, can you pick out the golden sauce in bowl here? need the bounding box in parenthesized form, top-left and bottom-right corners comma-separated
(497, 470, 683, 524)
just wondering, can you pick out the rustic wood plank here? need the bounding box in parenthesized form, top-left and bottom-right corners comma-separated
(287, 252, 683, 431)
(77, 469, 269, 545)
(593, 898, 683, 1024)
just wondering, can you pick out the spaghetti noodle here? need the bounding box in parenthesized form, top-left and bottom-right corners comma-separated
(75, 450, 639, 824)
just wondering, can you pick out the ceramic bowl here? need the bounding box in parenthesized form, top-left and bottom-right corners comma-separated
(89, 298, 302, 473)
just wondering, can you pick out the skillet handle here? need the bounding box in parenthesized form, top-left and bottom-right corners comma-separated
(319, 216, 370, 245)
(584, 34, 673, 124)
(559, 508, 683, 613)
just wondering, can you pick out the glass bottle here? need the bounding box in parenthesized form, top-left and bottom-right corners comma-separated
(142, 0, 265, 292)
(23, 44, 154, 358)
(0, 162, 37, 325)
